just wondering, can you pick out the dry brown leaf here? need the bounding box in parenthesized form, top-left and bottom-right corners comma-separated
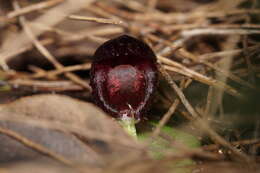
(0, 94, 145, 166)
(1, 161, 77, 173)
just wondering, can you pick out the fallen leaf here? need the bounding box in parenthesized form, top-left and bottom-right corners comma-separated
(0, 94, 145, 166)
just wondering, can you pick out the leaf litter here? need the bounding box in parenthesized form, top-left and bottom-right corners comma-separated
(0, 0, 260, 172)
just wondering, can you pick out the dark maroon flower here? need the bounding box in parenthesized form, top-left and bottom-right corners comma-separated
(90, 35, 158, 121)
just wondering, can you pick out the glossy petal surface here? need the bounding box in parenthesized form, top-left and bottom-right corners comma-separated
(90, 35, 158, 120)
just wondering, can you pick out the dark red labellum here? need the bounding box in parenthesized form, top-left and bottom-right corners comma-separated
(90, 35, 158, 121)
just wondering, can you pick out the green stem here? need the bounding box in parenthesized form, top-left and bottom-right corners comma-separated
(118, 116, 137, 138)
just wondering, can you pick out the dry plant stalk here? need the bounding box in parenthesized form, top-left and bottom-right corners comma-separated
(12, 0, 92, 91)
(7, 0, 64, 18)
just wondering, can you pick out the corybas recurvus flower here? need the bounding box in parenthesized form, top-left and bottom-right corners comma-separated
(90, 35, 158, 136)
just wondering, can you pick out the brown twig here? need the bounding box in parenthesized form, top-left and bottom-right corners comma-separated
(157, 62, 252, 163)
(7, 0, 64, 18)
(164, 23, 260, 32)
(0, 38, 54, 70)
(181, 28, 260, 37)
(152, 79, 192, 137)
(158, 56, 240, 97)
(30, 63, 91, 79)
(203, 138, 260, 151)
(0, 0, 95, 69)
(0, 24, 122, 63)
(113, 0, 147, 12)
(148, 34, 254, 90)
(68, 15, 125, 25)
(8, 79, 84, 91)
(131, 9, 260, 23)
(13, 1, 91, 91)
(85, 3, 127, 25)
(200, 45, 260, 60)
(242, 0, 257, 84)
(204, 86, 214, 117)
